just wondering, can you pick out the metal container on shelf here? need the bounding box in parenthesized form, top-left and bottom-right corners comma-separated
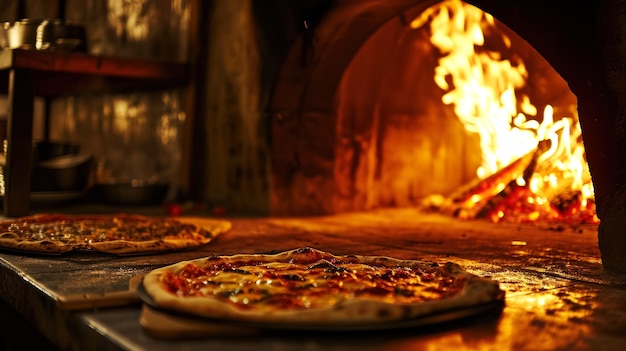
(0, 141, 93, 196)
(31, 152, 93, 192)
(4, 18, 64, 50)
(2, 18, 86, 52)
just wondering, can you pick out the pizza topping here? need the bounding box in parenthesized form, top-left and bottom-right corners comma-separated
(0, 214, 210, 244)
(160, 256, 465, 311)
(142, 248, 504, 327)
(0, 213, 231, 254)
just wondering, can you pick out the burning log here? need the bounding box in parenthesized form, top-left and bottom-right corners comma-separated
(474, 178, 562, 223)
(440, 144, 537, 218)
(472, 140, 554, 221)
(436, 138, 598, 223)
(551, 190, 599, 224)
(442, 140, 558, 222)
(449, 152, 532, 206)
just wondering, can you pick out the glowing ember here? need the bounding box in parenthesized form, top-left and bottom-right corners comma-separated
(411, 0, 598, 224)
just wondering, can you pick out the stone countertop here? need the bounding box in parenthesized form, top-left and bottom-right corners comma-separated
(0, 209, 625, 351)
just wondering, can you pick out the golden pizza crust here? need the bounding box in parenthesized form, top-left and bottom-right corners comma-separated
(142, 247, 504, 326)
(88, 217, 232, 254)
(0, 232, 78, 253)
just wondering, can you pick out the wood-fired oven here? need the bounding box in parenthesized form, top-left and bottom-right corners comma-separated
(271, 0, 624, 278)
(210, 0, 626, 274)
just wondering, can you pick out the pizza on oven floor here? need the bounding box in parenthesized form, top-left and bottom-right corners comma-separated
(141, 247, 504, 328)
(0, 213, 231, 255)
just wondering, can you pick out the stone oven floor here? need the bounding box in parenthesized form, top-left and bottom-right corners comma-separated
(1, 208, 625, 350)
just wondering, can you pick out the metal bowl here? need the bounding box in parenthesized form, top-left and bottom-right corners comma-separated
(33, 140, 81, 163)
(94, 183, 169, 206)
(31, 153, 93, 192)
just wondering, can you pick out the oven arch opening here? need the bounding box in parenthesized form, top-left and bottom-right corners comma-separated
(269, 0, 626, 274)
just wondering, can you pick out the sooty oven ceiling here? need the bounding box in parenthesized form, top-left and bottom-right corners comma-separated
(265, 0, 626, 275)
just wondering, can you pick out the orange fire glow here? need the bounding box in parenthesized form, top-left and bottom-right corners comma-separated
(411, 0, 597, 223)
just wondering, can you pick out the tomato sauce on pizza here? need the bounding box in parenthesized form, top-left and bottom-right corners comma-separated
(160, 255, 465, 310)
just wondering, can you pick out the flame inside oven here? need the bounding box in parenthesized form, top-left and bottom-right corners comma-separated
(333, 0, 597, 224)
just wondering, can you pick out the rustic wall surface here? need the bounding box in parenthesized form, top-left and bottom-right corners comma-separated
(0, 0, 59, 20)
(199, 0, 270, 214)
(590, 0, 626, 276)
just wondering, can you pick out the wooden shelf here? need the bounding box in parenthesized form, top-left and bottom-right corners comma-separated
(0, 49, 189, 78)
(0, 49, 190, 96)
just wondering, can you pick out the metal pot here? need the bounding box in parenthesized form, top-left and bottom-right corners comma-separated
(3, 18, 86, 52)
(4, 18, 63, 50)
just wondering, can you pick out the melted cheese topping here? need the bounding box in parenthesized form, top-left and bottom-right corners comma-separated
(161, 257, 465, 312)
(0, 214, 205, 244)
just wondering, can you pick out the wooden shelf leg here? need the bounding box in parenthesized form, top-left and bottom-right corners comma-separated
(4, 68, 34, 217)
